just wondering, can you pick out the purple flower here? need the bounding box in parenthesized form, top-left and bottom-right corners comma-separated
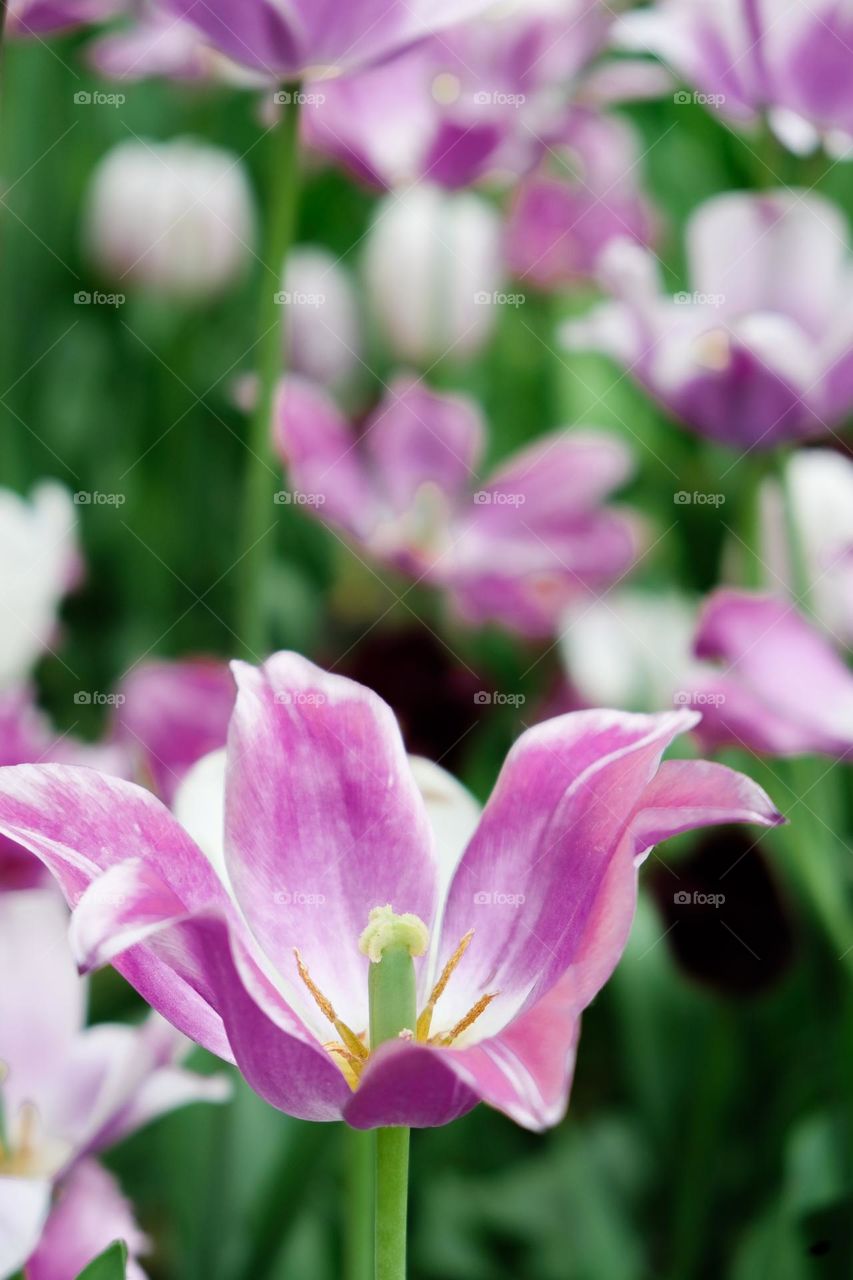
(6, 0, 121, 36)
(0, 887, 228, 1278)
(162, 0, 500, 80)
(686, 589, 853, 758)
(113, 659, 235, 804)
(565, 191, 853, 450)
(301, 0, 611, 190)
(0, 654, 782, 1131)
(506, 109, 658, 289)
(618, 0, 853, 156)
(273, 376, 642, 637)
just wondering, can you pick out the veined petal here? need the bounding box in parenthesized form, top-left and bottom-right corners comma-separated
(225, 653, 439, 1031)
(433, 709, 700, 1035)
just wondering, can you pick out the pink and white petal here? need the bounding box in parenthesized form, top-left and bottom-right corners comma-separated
(172, 748, 228, 885)
(629, 758, 785, 858)
(695, 590, 853, 754)
(65, 859, 351, 1121)
(482, 430, 633, 517)
(364, 379, 484, 514)
(345, 972, 582, 1132)
(0, 1177, 51, 1277)
(434, 710, 698, 1033)
(0, 890, 83, 1119)
(225, 654, 439, 1030)
(272, 376, 378, 539)
(24, 1160, 148, 1280)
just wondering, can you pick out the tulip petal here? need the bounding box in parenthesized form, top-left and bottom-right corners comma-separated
(273, 376, 378, 540)
(24, 1159, 148, 1280)
(225, 653, 439, 1030)
(433, 709, 701, 1036)
(0, 890, 84, 1117)
(694, 589, 853, 756)
(0, 1176, 51, 1277)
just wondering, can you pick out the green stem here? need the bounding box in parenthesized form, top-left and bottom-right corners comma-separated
(375, 1127, 410, 1280)
(238, 84, 302, 659)
(345, 1127, 375, 1280)
(366, 939, 416, 1280)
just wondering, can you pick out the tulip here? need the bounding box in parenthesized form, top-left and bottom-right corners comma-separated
(83, 138, 256, 301)
(162, 0, 500, 80)
(0, 887, 228, 1278)
(273, 375, 642, 637)
(0, 653, 782, 1132)
(685, 589, 853, 758)
(88, 1, 267, 84)
(506, 109, 658, 288)
(301, 0, 611, 190)
(362, 185, 503, 366)
(5, 0, 120, 36)
(282, 246, 363, 390)
(113, 659, 235, 803)
(760, 449, 853, 646)
(0, 484, 79, 693)
(564, 191, 853, 450)
(617, 0, 853, 156)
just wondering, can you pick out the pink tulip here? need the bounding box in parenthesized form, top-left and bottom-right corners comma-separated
(0, 654, 782, 1131)
(273, 375, 643, 637)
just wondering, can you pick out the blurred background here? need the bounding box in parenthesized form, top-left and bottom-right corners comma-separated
(2, 7, 853, 1279)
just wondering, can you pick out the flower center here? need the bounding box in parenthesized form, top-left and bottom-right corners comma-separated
(293, 905, 499, 1089)
(0, 1092, 49, 1177)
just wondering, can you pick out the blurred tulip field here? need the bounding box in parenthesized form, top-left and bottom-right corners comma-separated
(2, 2, 853, 1278)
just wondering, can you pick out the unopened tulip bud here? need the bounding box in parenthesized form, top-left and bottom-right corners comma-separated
(282, 246, 362, 390)
(363, 184, 503, 365)
(83, 137, 256, 301)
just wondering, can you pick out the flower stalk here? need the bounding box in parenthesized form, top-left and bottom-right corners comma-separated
(238, 85, 302, 659)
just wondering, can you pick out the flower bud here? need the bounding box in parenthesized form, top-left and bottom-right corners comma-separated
(363, 184, 502, 365)
(83, 137, 256, 301)
(283, 246, 362, 390)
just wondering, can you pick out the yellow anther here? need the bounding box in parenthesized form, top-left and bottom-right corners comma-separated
(416, 930, 474, 1042)
(324, 1043, 363, 1091)
(294, 950, 368, 1073)
(436, 992, 500, 1047)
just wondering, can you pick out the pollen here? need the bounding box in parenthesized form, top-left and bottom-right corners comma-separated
(358, 905, 429, 964)
(294, 950, 368, 1074)
(416, 929, 474, 1041)
(435, 992, 500, 1047)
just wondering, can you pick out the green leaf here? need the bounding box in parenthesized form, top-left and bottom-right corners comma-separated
(74, 1241, 127, 1280)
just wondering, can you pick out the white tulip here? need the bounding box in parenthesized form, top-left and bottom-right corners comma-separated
(283, 245, 362, 389)
(84, 137, 256, 301)
(0, 483, 79, 690)
(363, 184, 503, 365)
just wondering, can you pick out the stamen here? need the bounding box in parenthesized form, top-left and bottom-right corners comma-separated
(435, 992, 500, 1047)
(324, 1043, 362, 1091)
(294, 949, 368, 1063)
(416, 930, 474, 1041)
